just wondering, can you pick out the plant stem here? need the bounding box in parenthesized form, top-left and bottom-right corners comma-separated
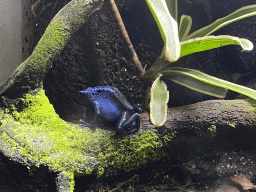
(142, 56, 171, 80)
(109, 0, 145, 76)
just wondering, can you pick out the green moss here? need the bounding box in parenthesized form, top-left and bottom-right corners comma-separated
(1, 89, 166, 191)
(207, 125, 217, 136)
(1, 89, 103, 191)
(245, 98, 256, 112)
(221, 100, 237, 112)
(29, 21, 70, 72)
(68, 2, 87, 30)
(163, 131, 177, 144)
(2, 132, 17, 149)
(13, 21, 70, 79)
(97, 130, 164, 177)
(235, 99, 256, 120)
(67, 0, 103, 31)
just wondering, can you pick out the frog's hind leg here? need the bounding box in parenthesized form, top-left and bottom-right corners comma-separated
(116, 111, 140, 138)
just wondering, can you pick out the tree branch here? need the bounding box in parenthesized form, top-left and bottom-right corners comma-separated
(140, 99, 256, 130)
(0, 0, 104, 97)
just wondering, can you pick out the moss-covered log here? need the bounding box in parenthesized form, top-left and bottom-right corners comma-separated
(1, 92, 256, 191)
(0, 0, 103, 98)
(0, 89, 165, 192)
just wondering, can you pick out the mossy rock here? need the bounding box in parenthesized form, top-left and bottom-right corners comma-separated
(0, 89, 165, 192)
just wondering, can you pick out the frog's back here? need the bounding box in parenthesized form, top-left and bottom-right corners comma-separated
(82, 86, 132, 121)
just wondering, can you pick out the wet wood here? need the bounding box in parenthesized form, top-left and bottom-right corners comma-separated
(140, 99, 256, 130)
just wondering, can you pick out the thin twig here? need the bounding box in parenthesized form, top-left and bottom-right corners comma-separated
(109, 0, 145, 76)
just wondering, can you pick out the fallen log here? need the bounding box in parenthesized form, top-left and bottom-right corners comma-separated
(140, 99, 256, 130)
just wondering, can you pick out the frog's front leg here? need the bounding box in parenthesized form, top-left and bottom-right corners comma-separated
(116, 111, 140, 138)
(80, 100, 101, 127)
(79, 114, 99, 127)
(79, 119, 91, 127)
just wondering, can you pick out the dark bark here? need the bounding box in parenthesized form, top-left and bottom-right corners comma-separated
(140, 99, 256, 130)
(140, 99, 256, 166)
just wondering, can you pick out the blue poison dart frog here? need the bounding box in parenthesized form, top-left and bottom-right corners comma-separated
(80, 86, 142, 138)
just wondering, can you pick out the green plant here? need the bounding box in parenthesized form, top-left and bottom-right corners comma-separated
(143, 0, 256, 126)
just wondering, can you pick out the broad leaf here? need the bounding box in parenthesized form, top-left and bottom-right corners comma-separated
(145, 0, 180, 62)
(166, 0, 178, 22)
(179, 15, 192, 42)
(186, 4, 256, 40)
(180, 35, 253, 58)
(166, 74, 227, 98)
(161, 67, 256, 100)
(150, 74, 169, 127)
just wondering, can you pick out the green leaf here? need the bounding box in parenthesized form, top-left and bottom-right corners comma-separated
(180, 35, 253, 58)
(145, 0, 180, 62)
(150, 74, 169, 127)
(165, 73, 227, 98)
(161, 67, 256, 100)
(166, 0, 178, 22)
(179, 15, 192, 42)
(186, 4, 256, 40)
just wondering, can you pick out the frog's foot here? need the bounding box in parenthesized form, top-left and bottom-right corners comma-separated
(117, 124, 139, 138)
(128, 126, 139, 139)
(79, 119, 91, 127)
(132, 105, 142, 113)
